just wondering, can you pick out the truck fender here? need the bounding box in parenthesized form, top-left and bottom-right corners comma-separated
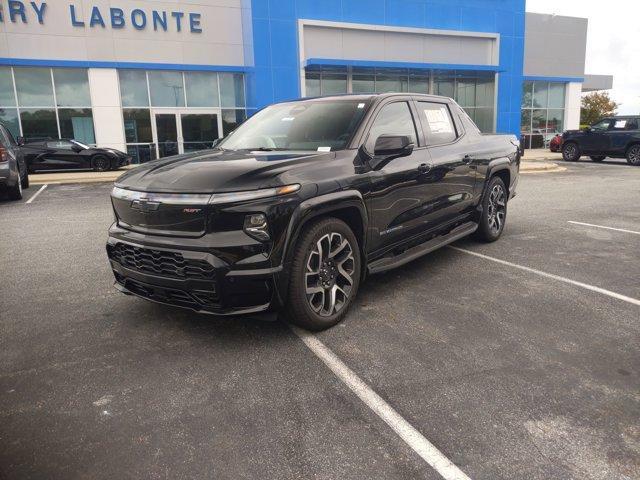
(273, 190, 368, 307)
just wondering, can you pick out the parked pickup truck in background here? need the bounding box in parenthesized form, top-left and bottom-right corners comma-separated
(106, 93, 520, 330)
(562, 116, 640, 165)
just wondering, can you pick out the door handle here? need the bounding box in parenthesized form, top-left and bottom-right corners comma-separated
(462, 155, 472, 164)
(418, 163, 432, 174)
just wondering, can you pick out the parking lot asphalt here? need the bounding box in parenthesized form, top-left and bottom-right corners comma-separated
(1, 158, 639, 480)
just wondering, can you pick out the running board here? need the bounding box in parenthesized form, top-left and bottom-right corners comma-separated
(367, 222, 478, 274)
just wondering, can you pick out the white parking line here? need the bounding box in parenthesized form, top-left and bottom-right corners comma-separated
(26, 184, 48, 204)
(291, 326, 471, 480)
(449, 246, 640, 307)
(568, 221, 640, 236)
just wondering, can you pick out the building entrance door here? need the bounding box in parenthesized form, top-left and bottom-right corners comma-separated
(152, 109, 223, 158)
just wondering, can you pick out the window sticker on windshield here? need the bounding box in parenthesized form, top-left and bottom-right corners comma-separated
(317, 146, 331, 152)
(357, 103, 365, 109)
(615, 120, 627, 129)
(424, 107, 453, 134)
(281, 117, 295, 122)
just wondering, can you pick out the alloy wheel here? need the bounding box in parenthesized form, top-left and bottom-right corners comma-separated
(487, 184, 506, 234)
(563, 144, 577, 161)
(629, 146, 640, 165)
(305, 232, 355, 317)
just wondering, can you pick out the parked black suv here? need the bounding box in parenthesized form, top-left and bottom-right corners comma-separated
(562, 116, 640, 165)
(107, 94, 520, 330)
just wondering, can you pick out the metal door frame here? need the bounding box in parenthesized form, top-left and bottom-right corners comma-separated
(150, 108, 223, 158)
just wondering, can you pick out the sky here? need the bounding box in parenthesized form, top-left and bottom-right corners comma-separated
(526, 0, 639, 114)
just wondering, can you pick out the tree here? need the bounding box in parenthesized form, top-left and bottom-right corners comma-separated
(580, 92, 619, 125)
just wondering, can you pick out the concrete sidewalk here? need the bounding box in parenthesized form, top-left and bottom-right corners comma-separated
(28, 149, 564, 185)
(29, 165, 136, 185)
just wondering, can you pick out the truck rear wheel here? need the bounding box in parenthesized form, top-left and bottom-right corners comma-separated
(475, 176, 507, 243)
(626, 145, 640, 166)
(285, 218, 361, 331)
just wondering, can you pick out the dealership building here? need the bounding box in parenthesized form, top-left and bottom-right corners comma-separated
(0, 0, 612, 161)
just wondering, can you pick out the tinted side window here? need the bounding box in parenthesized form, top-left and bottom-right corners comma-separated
(46, 140, 73, 150)
(365, 102, 417, 153)
(591, 119, 613, 131)
(626, 118, 639, 130)
(418, 102, 457, 145)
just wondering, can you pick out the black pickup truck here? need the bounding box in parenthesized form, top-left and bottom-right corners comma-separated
(562, 116, 640, 165)
(107, 94, 520, 330)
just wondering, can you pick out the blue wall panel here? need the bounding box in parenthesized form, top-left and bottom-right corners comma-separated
(248, 0, 526, 135)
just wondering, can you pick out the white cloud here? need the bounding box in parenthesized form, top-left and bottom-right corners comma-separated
(526, 0, 639, 114)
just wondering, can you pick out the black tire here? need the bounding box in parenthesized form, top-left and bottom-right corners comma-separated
(7, 175, 23, 201)
(20, 166, 29, 189)
(475, 176, 507, 243)
(589, 155, 606, 162)
(92, 155, 110, 172)
(285, 217, 361, 331)
(562, 142, 581, 162)
(626, 144, 640, 166)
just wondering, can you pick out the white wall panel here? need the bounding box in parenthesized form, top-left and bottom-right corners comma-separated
(88, 68, 126, 150)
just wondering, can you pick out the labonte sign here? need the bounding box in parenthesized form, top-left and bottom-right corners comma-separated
(0, 1, 202, 33)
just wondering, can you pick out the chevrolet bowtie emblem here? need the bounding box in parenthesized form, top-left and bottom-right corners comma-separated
(131, 198, 160, 213)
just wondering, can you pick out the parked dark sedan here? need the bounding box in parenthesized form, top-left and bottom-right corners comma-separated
(21, 139, 131, 172)
(562, 116, 640, 165)
(0, 122, 29, 200)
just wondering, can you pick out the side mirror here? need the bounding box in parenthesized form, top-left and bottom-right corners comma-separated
(374, 134, 414, 157)
(16, 136, 24, 146)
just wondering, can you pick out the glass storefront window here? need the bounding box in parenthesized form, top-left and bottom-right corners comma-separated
(149, 71, 185, 107)
(58, 108, 95, 144)
(219, 73, 245, 108)
(123, 109, 152, 143)
(0, 68, 16, 106)
(474, 108, 494, 133)
(126, 144, 156, 164)
(185, 72, 219, 108)
(352, 74, 375, 93)
(14, 68, 54, 107)
(547, 109, 564, 133)
(53, 69, 91, 107)
(375, 73, 407, 93)
(0, 108, 20, 138)
(434, 78, 455, 98)
(321, 74, 347, 95)
(408, 75, 429, 94)
(119, 70, 149, 107)
(456, 79, 476, 107)
(521, 80, 566, 148)
(305, 73, 321, 97)
(222, 109, 246, 135)
(548, 82, 566, 109)
(522, 81, 533, 108)
(475, 78, 494, 108)
(20, 109, 58, 140)
(532, 81, 549, 108)
(181, 113, 220, 151)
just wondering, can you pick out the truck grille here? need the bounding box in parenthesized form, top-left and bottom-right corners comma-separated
(119, 276, 219, 311)
(107, 243, 215, 280)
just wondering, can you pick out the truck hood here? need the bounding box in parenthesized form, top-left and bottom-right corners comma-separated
(114, 149, 333, 193)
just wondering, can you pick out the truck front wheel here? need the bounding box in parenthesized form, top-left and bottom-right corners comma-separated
(285, 218, 361, 331)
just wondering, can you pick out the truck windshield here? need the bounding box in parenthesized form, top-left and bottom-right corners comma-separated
(219, 99, 369, 152)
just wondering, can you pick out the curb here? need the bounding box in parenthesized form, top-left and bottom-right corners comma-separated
(520, 161, 566, 174)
